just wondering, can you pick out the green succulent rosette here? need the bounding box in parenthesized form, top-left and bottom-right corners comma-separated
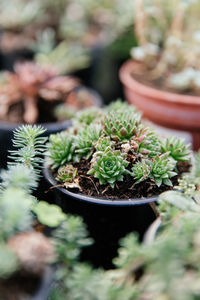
(103, 111, 141, 142)
(88, 148, 129, 188)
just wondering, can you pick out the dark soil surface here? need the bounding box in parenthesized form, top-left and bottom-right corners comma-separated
(56, 159, 191, 200)
(131, 63, 200, 96)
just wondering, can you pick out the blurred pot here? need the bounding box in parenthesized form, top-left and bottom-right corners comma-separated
(119, 60, 200, 150)
(43, 166, 157, 269)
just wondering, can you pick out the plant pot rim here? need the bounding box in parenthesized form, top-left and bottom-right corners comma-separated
(43, 166, 158, 207)
(0, 119, 72, 131)
(119, 59, 200, 105)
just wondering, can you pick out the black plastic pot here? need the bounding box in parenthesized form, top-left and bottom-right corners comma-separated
(0, 49, 34, 71)
(0, 267, 54, 300)
(43, 167, 157, 269)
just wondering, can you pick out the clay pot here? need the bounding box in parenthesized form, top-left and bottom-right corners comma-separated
(119, 60, 200, 150)
(43, 166, 157, 269)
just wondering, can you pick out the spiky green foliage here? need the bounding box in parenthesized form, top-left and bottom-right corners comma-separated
(74, 124, 101, 161)
(35, 41, 89, 75)
(0, 164, 38, 192)
(0, 244, 19, 279)
(47, 132, 75, 169)
(52, 215, 93, 265)
(161, 137, 191, 161)
(54, 104, 77, 121)
(106, 99, 138, 113)
(94, 136, 114, 152)
(0, 188, 34, 240)
(74, 107, 104, 126)
(88, 148, 129, 188)
(56, 164, 78, 183)
(148, 153, 177, 187)
(131, 160, 151, 184)
(9, 125, 47, 176)
(103, 111, 141, 142)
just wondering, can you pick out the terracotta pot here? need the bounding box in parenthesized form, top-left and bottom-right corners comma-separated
(119, 60, 200, 150)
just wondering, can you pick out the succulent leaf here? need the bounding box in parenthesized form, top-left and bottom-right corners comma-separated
(138, 129, 161, 157)
(105, 99, 138, 113)
(74, 124, 102, 161)
(131, 160, 151, 184)
(88, 148, 129, 188)
(94, 136, 114, 152)
(73, 107, 104, 126)
(161, 137, 191, 161)
(47, 132, 75, 169)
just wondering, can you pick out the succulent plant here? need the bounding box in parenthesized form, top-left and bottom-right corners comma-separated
(105, 99, 138, 113)
(94, 136, 114, 152)
(46, 101, 191, 196)
(103, 111, 141, 142)
(88, 148, 129, 188)
(131, 160, 151, 184)
(47, 132, 75, 169)
(74, 124, 102, 161)
(74, 107, 104, 126)
(148, 153, 177, 187)
(161, 137, 191, 161)
(175, 175, 197, 197)
(131, 127, 161, 158)
(56, 164, 78, 183)
(132, 0, 200, 91)
(0, 61, 79, 124)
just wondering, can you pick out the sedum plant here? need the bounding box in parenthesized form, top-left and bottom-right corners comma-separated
(132, 0, 200, 92)
(46, 102, 191, 196)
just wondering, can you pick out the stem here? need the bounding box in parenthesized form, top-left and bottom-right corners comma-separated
(143, 217, 162, 244)
(135, 0, 147, 45)
(24, 96, 38, 124)
(149, 201, 160, 218)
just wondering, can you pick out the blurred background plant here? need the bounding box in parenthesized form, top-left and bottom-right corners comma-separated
(49, 150, 200, 300)
(0, 0, 135, 102)
(131, 0, 200, 92)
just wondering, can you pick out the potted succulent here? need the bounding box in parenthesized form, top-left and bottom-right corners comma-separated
(119, 0, 200, 150)
(0, 61, 102, 168)
(43, 100, 191, 268)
